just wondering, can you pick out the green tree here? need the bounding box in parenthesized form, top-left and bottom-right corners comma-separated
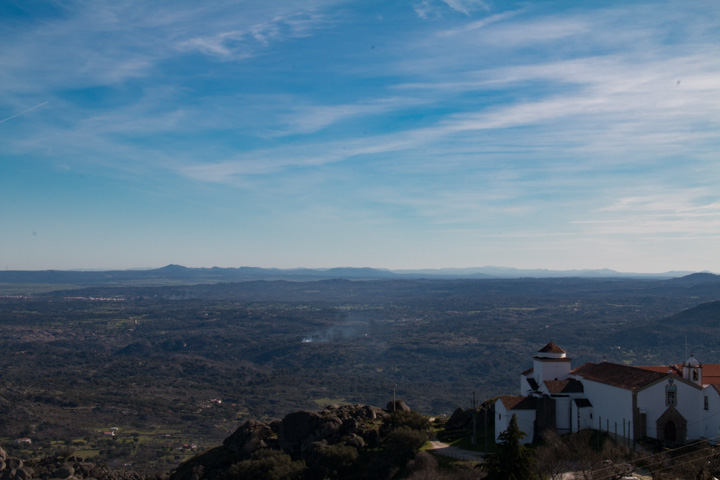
(382, 410, 431, 432)
(482, 414, 537, 480)
(317, 443, 359, 478)
(385, 425, 430, 463)
(223, 449, 306, 480)
(383, 410, 430, 430)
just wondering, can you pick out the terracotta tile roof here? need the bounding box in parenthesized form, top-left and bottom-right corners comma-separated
(498, 395, 538, 410)
(544, 378, 584, 394)
(637, 365, 681, 376)
(521, 367, 534, 376)
(637, 363, 720, 385)
(574, 398, 593, 408)
(539, 341, 566, 354)
(711, 384, 720, 396)
(571, 362, 667, 391)
(700, 364, 720, 385)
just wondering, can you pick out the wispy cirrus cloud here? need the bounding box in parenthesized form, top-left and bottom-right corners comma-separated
(179, 131, 427, 182)
(176, 10, 330, 60)
(2, 1, 719, 271)
(10, 1, 717, 192)
(272, 96, 428, 136)
(414, 0, 489, 18)
(574, 190, 720, 237)
(443, 0, 489, 15)
(0, 1, 340, 95)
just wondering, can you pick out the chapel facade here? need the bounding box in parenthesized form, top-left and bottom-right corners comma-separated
(495, 342, 720, 446)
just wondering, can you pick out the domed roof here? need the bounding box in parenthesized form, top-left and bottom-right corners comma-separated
(535, 341, 568, 359)
(686, 354, 700, 367)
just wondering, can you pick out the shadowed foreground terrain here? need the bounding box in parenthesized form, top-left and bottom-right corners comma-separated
(0, 403, 442, 480)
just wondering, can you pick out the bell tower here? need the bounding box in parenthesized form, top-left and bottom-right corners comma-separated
(682, 354, 702, 386)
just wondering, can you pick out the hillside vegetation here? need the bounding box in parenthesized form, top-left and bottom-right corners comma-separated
(0, 274, 718, 471)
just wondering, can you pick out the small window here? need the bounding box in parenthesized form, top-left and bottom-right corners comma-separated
(693, 370, 699, 381)
(705, 396, 709, 410)
(666, 380, 678, 407)
(498, 413, 502, 420)
(589, 413, 593, 419)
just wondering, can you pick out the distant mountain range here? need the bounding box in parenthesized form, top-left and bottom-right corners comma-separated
(0, 264, 711, 288)
(391, 266, 700, 279)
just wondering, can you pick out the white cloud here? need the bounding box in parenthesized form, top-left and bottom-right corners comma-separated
(0, 1, 337, 96)
(178, 131, 426, 183)
(272, 96, 427, 136)
(574, 191, 720, 236)
(442, 0, 489, 16)
(414, 0, 488, 18)
(176, 10, 329, 60)
(3, 1, 719, 272)
(436, 10, 521, 36)
(178, 35, 243, 59)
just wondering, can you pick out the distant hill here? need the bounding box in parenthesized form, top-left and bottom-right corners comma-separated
(666, 272, 720, 286)
(609, 299, 720, 352)
(394, 266, 696, 279)
(0, 265, 704, 291)
(665, 300, 720, 326)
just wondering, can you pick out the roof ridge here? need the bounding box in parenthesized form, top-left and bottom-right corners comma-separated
(538, 341, 566, 354)
(572, 361, 668, 390)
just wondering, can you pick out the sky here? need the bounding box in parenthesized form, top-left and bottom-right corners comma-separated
(1, 0, 719, 273)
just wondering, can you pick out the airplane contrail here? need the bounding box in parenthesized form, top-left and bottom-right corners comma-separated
(0, 101, 49, 125)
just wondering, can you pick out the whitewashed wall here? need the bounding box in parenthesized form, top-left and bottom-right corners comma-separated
(554, 397, 572, 433)
(571, 402, 594, 432)
(701, 387, 720, 443)
(534, 359, 571, 384)
(494, 399, 536, 445)
(520, 374, 535, 395)
(579, 379, 634, 441)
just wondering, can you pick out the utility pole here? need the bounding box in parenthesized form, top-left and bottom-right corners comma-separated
(484, 405, 488, 453)
(472, 391, 477, 446)
(393, 384, 396, 412)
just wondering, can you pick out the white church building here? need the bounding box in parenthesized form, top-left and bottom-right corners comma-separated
(495, 342, 720, 446)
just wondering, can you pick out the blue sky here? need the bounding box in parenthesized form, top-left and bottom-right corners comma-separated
(1, 0, 719, 272)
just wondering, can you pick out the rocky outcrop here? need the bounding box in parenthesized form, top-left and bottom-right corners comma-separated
(444, 402, 495, 430)
(222, 419, 277, 457)
(170, 404, 392, 480)
(385, 400, 410, 413)
(278, 404, 384, 455)
(447, 407, 473, 429)
(0, 448, 32, 480)
(0, 448, 146, 480)
(2, 401, 421, 480)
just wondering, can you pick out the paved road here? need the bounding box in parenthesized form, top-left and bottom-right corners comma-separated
(426, 440, 485, 461)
